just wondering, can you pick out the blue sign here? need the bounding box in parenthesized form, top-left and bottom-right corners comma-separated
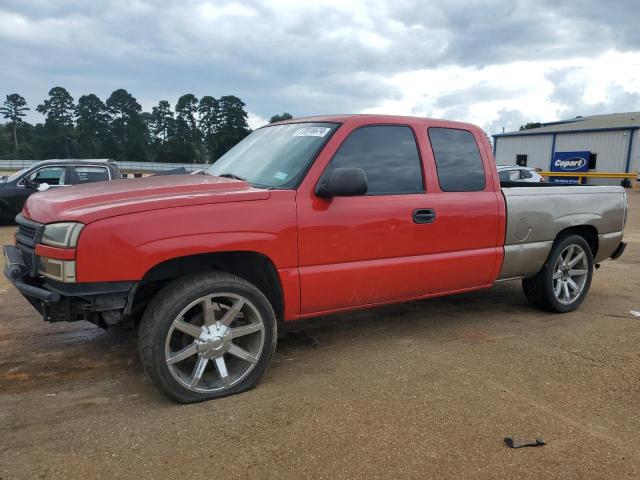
(550, 151, 590, 184)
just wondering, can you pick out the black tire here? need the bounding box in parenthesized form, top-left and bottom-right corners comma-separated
(138, 271, 277, 404)
(522, 234, 594, 313)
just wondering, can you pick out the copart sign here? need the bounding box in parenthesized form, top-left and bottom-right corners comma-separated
(550, 151, 590, 184)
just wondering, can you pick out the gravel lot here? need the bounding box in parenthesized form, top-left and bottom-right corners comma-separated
(1, 192, 639, 479)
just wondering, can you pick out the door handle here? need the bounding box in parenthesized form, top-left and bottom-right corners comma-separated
(413, 208, 436, 224)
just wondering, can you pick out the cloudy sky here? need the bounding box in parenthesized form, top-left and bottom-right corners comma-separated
(2, 0, 640, 134)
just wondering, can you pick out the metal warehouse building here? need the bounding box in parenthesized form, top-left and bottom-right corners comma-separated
(492, 112, 640, 185)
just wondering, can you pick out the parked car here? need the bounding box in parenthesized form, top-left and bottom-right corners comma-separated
(4, 115, 627, 403)
(497, 165, 545, 183)
(0, 160, 120, 222)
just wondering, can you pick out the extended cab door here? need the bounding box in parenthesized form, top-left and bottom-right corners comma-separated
(296, 120, 503, 316)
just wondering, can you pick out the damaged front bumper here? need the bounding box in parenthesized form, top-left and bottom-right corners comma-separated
(4, 244, 61, 303)
(3, 244, 136, 326)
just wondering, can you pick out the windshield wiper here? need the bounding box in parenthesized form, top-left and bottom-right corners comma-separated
(218, 173, 247, 181)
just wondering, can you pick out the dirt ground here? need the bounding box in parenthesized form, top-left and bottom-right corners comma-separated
(1, 193, 639, 480)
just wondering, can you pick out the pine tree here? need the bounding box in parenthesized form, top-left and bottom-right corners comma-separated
(0, 94, 29, 153)
(175, 94, 200, 162)
(36, 87, 75, 158)
(75, 94, 110, 158)
(105, 89, 149, 162)
(198, 96, 220, 162)
(215, 95, 251, 159)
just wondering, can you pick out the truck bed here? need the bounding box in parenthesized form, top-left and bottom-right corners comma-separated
(498, 184, 626, 280)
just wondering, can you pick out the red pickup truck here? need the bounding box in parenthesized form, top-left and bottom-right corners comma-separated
(4, 115, 627, 403)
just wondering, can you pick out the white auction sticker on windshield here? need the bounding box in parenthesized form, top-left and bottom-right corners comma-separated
(293, 127, 331, 137)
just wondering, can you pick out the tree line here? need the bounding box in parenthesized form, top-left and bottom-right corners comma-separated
(0, 87, 275, 163)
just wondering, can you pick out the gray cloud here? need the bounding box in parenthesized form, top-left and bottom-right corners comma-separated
(1, 0, 639, 124)
(434, 81, 526, 109)
(484, 108, 533, 136)
(546, 67, 640, 119)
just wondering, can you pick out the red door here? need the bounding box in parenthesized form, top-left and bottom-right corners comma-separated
(296, 120, 503, 316)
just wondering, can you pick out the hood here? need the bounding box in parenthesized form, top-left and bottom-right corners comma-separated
(23, 174, 270, 224)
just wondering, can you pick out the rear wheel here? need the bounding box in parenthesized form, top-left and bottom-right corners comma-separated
(138, 271, 277, 403)
(522, 234, 593, 313)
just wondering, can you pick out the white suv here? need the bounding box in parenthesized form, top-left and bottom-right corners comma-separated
(497, 165, 544, 183)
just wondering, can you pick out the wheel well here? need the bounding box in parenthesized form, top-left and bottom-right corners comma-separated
(556, 225, 598, 256)
(131, 252, 284, 323)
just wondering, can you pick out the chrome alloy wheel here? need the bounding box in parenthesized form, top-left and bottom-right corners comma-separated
(552, 244, 589, 305)
(164, 293, 265, 393)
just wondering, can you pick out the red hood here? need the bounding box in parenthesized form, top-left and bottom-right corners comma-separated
(23, 174, 270, 224)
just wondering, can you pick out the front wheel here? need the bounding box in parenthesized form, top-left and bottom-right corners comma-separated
(522, 234, 594, 313)
(138, 271, 277, 403)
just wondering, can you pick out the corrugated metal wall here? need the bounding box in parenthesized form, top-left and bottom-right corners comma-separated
(494, 135, 553, 169)
(554, 131, 630, 185)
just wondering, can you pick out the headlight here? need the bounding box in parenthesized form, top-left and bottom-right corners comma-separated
(41, 222, 84, 248)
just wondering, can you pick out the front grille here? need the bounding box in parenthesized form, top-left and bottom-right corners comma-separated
(18, 223, 37, 242)
(15, 214, 43, 248)
(21, 248, 34, 271)
(15, 214, 43, 277)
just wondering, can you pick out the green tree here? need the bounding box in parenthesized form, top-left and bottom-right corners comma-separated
(106, 89, 149, 162)
(149, 100, 175, 162)
(269, 112, 293, 123)
(519, 122, 542, 131)
(174, 94, 200, 163)
(198, 96, 219, 162)
(74, 94, 110, 158)
(214, 95, 251, 159)
(0, 94, 30, 153)
(175, 94, 198, 135)
(0, 124, 14, 158)
(36, 87, 75, 158)
(150, 100, 174, 142)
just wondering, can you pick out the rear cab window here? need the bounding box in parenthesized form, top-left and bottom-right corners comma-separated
(70, 166, 110, 184)
(428, 128, 485, 192)
(325, 125, 424, 195)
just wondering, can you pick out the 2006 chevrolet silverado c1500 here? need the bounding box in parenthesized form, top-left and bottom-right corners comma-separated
(3, 115, 627, 403)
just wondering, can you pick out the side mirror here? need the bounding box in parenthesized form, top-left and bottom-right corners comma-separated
(37, 182, 51, 192)
(315, 167, 368, 198)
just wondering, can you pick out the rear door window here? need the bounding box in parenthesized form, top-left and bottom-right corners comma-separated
(70, 166, 110, 184)
(428, 128, 485, 192)
(327, 125, 424, 195)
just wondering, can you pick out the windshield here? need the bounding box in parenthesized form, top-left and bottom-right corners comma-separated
(6, 168, 29, 182)
(206, 122, 338, 188)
